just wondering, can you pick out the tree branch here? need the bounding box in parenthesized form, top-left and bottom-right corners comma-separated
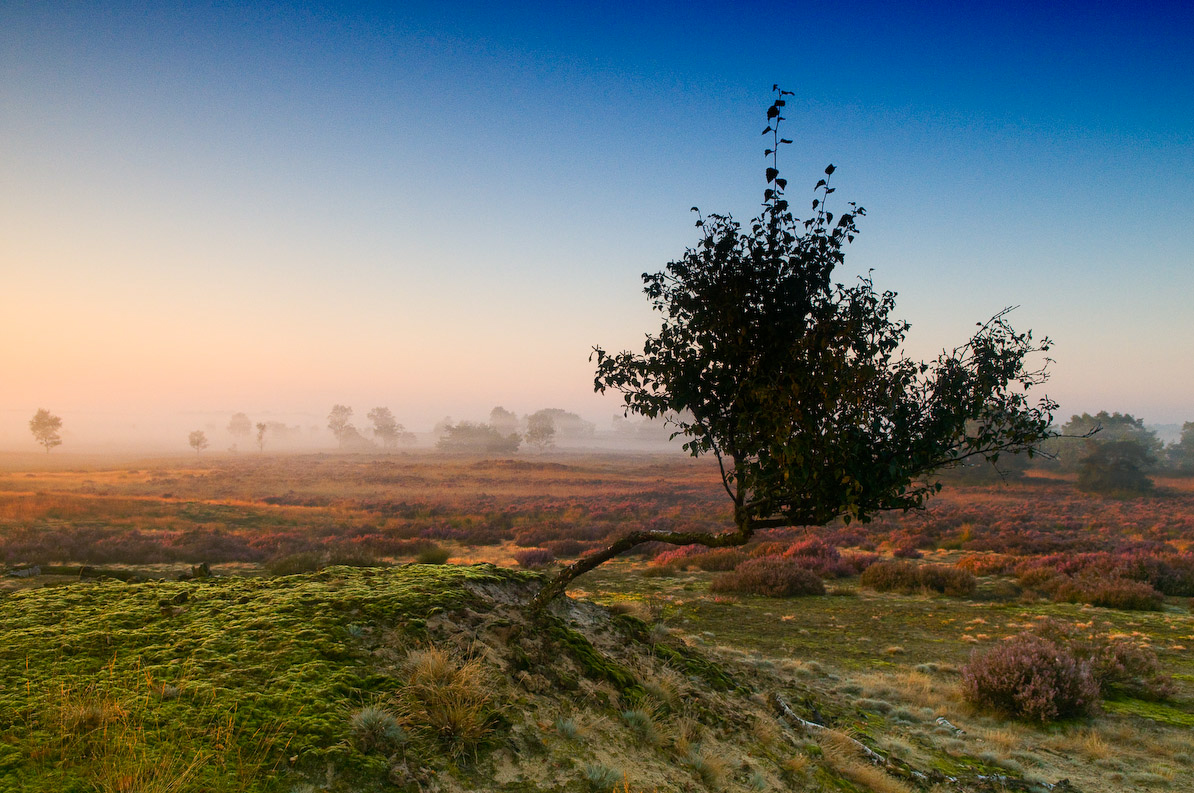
(529, 523, 752, 613)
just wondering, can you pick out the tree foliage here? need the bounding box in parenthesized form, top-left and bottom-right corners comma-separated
(328, 405, 354, 449)
(1055, 411, 1161, 471)
(188, 430, 209, 454)
(1168, 421, 1194, 474)
(29, 409, 63, 453)
(531, 88, 1055, 609)
(368, 407, 414, 449)
(436, 422, 520, 454)
(1077, 440, 1155, 495)
(227, 412, 252, 440)
(525, 413, 556, 451)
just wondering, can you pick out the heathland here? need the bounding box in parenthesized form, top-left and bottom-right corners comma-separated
(1, 452, 1192, 792)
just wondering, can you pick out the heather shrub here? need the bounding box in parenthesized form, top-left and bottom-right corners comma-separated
(416, 544, 451, 565)
(961, 635, 1099, 722)
(1014, 565, 1066, 594)
(1054, 576, 1163, 611)
(892, 545, 923, 559)
(650, 545, 708, 568)
(916, 565, 977, 596)
(710, 557, 825, 597)
(860, 561, 975, 596)
(749, 540, 789, 557)
(841, 551, 880, 574)
(514, 527, 556, 547)
(512, 547, 556, 569)
(691, 548, 749, 572)
(1033, 619, 1174, 700)
(782, 537, 856, 578)
(543, 538, 586, 557)
(956, 553, 1018, 576)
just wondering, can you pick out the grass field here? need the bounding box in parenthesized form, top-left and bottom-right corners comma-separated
(2, 451, 1192, 791)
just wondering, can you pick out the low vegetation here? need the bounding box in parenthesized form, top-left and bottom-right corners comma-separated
(1, 453, 1193, 791)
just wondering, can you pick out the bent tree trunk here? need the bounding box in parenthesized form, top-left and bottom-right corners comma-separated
(528, 520, 754, 613)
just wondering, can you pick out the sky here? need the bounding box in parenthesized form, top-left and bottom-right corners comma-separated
(1, 1, 1192, 450)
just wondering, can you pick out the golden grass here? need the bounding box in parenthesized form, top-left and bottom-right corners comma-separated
(831, 760, 916, 793)
(399, 644, 497, 753)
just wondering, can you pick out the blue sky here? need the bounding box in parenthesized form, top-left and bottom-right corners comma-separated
(1, 1, 1191, 447)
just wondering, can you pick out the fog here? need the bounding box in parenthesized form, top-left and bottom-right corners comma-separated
(0, 401, 685, 456)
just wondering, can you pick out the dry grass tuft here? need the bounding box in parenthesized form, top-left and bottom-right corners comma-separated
(831, 758, 916, 793)
(398, 644, 497, 753)
(1044, 727, 1112, 760)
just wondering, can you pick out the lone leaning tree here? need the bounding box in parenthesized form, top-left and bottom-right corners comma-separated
(531, 89, 1055, 610)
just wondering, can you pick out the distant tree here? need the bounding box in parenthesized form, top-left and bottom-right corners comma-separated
(29, 409, 63, 453)
(255, 422, 268, 452)
(328, 404, 354, 449)
(532, 88, 1055, 609)
(227, 412, 252, 444)
(525, 413, 556, 451)
(432, 416, 454, 439)
(1056, 411, 1161, 470)
(489, 406, 520, 435)
(188, 430, 209, 454)
(1078, 440, 1155, 495)
(528, 408, 594, 439)
(436, 422, 520, 454)
(367, 407, 411, 450)
(1167, 421, 1194, 474)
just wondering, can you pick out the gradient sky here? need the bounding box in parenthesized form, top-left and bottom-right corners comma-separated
(2, 1, 1192, 448)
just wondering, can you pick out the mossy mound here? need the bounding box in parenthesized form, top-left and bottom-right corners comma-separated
(0, 564, 1070, 792)
(1, 564, 519, 791)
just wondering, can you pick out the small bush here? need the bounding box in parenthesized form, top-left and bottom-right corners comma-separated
(348, 705, 405, 753)
(860, 561, 975, 596)
(711, 557, 825, 597)
(543, 538, 586, 557)
(956, 553, 1018, 576)
(782, 537, 857, 578)
(265, 551, 324, 576)
(1033, 619, 1174, 700)
(415, 544, 450, 565)
(1054, 576, 1163, 611)
(649, 545, 707, 568)
(961, 635, 1099, 722)
(582, 763, 622, 791)
(512, 548, 556, 569)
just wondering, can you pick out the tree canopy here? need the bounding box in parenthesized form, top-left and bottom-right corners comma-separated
(29, 409, 63, 453)
(531, 88, 1055, 609)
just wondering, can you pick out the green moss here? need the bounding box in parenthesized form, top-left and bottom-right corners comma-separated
(1103, 697, 1194, 727)
(651, 642, 736, 691)
(543, 618, 645, 699)
(0, 564, 523, 793)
